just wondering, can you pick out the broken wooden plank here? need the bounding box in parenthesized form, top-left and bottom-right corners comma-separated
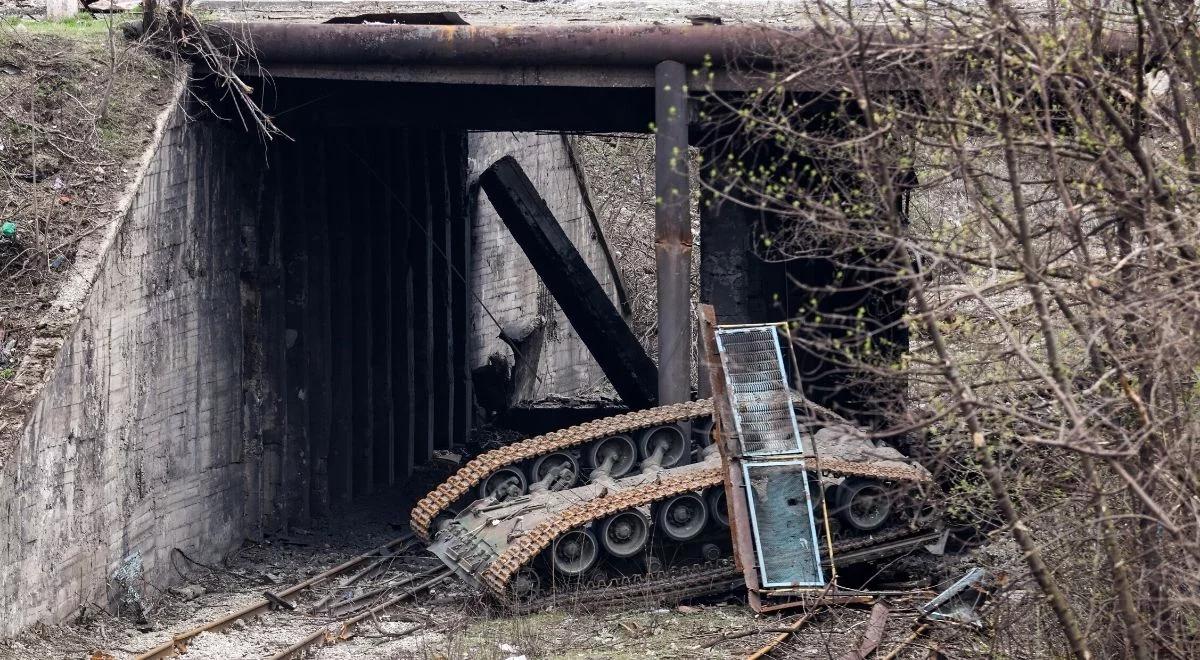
(840, 602, 890, 660)
(479, 155, 658, 408)
(745, 604, 826, 660)
(881, 623, 931, 660)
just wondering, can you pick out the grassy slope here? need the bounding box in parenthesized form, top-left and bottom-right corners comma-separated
(0, 15, 174, 461)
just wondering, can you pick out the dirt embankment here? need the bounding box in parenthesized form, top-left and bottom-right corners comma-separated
(0, 18, 177, 465)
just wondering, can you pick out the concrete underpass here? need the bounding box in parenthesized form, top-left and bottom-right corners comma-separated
(0, 22, 906, 636)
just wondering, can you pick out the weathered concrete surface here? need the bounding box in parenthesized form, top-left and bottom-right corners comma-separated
(480, 155, 657, 407)
(193, 0, 821, 24)
(0, 105, 627, 635)
(469, 132, 625, 401)
(0, 97, 255, 635)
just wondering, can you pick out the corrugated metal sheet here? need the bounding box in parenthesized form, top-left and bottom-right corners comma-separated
(717, 324, 824, 588)
(714, 326, 807, 456)
(743, 461, 825, 587)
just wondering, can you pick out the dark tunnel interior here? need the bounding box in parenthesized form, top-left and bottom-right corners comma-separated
(208, 75, 908, 527)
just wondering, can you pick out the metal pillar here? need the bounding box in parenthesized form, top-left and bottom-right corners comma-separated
(655, 60, 691, 405)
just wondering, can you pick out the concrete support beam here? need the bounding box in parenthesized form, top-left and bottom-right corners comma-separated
(238, 140, 266, 540)
(44, 0, 74, 19)
(259, 153, 287, 531)
(654, 60, 691, 406)
(480, 155, 659, 409)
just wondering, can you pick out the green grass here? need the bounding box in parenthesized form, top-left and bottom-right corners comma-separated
(2, 13, 138, 37)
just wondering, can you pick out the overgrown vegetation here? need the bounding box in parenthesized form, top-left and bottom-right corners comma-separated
(702, 1, 1200, 657)
(0, 16, 174, 459)
(573, 135, 701, 363)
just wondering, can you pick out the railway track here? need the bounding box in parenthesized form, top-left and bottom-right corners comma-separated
(134, 533, 446, 660)
(267, 570, 452, 660)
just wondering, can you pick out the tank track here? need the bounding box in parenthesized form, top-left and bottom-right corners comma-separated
(410, 399, 714, 541)
(410, 398, 929, 542)
(476, 460, 930, 597)
(512, 524, 936, 611)
(520, 560, 743, 612)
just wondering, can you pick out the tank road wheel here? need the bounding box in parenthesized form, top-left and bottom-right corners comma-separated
(656, 493, 708, 542)
(706, 488, 730, 528)
(836, 478, 893, 532)
(510, 568, 541, 602)
(531, 452, 580, 490)
(599, 510, 651, 558)
(639, 425, 688, 469)
(478, 467, 527, 501)
(587, 435, 637, 478)
(551, 529, 600, 577)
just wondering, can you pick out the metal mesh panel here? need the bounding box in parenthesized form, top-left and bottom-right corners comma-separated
(716, 326, 805, 456)
(743, 461, 824, 587)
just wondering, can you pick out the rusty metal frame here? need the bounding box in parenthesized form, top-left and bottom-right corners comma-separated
(698, 304, 763, 608)
(699, 307, 849, 611)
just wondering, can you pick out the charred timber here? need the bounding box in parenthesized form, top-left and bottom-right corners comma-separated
(480, 156, 659, 409)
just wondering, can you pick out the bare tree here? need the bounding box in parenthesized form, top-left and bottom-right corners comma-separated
(702, 1, 1200, 657)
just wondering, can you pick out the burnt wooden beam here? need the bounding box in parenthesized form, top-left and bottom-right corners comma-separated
(372, 135, 395, 487)
(499, 317, 545, 406)
(448, 133, 472, 451)
(479, 155, 658, 408)
(306, 136, 333, 517)
(327, 137, 355, 504)
(411, 132, 435, 464)
(431, 132, 454, 451)
(350, 132, 375, 495)
(392, 130, 415, 478)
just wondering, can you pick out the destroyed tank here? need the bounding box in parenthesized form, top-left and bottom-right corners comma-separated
(411, 396, 942, 604)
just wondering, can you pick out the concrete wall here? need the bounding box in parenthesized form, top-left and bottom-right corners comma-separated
(0, 105, 623, 634)
(468, 132, 620, 401)
(0, 101, 254, 635)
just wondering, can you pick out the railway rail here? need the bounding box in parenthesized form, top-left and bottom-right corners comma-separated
(134, 533, 435, 660)
(267, 570, 452, 660)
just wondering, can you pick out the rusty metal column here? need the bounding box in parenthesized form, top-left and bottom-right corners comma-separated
(655, 60, 691, 405)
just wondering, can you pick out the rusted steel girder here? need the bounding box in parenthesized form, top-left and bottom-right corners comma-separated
(211, 23, 791, 66)
(655, 60, 691, 405)
(210, 23, 1140, 70)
